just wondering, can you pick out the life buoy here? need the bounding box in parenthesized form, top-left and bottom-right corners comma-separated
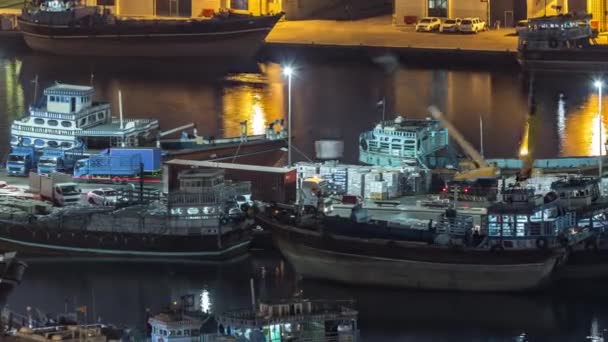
(536, 237, 548, 249)
(360, 138, 368, 151)
(549, 39, 559, 48)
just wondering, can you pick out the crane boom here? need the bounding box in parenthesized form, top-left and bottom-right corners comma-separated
(518, 75, 537, 181)
(428, 106, 488, 168)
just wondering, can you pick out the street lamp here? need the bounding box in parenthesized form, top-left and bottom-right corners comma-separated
(283, 66, 293, 166)
(595, 80, 603, 178)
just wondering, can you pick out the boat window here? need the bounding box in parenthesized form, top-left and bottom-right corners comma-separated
(48, 141, 58, 148)
(34, 139, 45, 147)
(22, 138, 32, 146)
(60, 142, 72, 148)
(34, 118, 45, 125)
(10, 136, 17, 143)
(80, 118, 87, 126)
(516, 215, 527, 237)
(48, 120, 58, 126)
(61, 121, 72, 127)
(89, 115, 97, 123)
(98, 112, 105, 120)
(502, 215, 514, 236)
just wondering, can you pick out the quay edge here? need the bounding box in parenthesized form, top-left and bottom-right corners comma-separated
(261, 42, 519, 67)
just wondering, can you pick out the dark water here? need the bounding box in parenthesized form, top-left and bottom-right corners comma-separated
(3, 47, 608, 340)
(8, 252, 608, 341)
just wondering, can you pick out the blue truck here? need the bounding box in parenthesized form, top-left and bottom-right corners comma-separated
(6, 146, 37, 176)
(73, 148, 162, 181)
(37, 148, 84, 175)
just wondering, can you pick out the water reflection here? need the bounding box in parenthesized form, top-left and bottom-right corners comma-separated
(4, 53, 608, 163)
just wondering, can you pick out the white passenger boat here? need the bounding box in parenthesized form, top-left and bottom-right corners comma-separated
(10, 83, 159, 151)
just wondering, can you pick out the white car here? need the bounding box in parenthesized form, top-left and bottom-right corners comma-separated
(415, 17, 441, 32)
(515, 20, 528, 35)
(459, 18, 486, 33)
(440, 18, 461, 33)
(86, 188, 118, 206)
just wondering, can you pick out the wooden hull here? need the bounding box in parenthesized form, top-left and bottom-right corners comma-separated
(165, 139, 287, 161)
(18, 14, 282, 57)
(0, 221, 251, 260)
(518, 47, 608, 71)
(259, 215, 561, 292)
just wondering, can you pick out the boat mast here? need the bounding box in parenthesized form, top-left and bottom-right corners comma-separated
(118, 89, 125, 147)
(31, 75, 39, 106)
(479, 114, 484, 158)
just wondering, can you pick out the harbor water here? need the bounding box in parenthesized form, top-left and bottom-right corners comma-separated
(4, 47, 608, 340)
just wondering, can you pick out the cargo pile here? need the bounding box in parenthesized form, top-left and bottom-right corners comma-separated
(296, 162, 429, 200)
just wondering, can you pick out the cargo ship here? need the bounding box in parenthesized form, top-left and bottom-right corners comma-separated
(0, 168, 254, 260)
(17, 1, 283, 58)
(256, 183, 600, 292)
(517, 14, 608, 70)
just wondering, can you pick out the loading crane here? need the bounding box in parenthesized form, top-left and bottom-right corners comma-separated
(517, 75, 537, 181)
(428, 106, 499, 181)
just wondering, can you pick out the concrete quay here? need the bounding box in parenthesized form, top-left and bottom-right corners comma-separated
(264, 16, 520, 66)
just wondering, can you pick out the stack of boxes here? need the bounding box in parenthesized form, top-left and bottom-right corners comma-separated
(347, 167, 368, 197)
(383, 171, 401, 199)
(295, 162, 427, 199)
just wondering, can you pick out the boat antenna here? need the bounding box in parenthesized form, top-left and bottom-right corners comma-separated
(31, 75, 39, 106)
(479, 114, 484, 158)
(250, 278, 256, 311)
(90, 73, 94, 86)
(118, 89, 125, 147)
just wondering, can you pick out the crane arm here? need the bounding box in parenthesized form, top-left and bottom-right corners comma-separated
(518, 75, 537, 181)
(428, 106, 488, 168)
(159, 123, 196, 137)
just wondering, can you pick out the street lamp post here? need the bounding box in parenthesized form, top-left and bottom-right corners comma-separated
(283, 66, 293, 166)
(595, 80, 603, 178)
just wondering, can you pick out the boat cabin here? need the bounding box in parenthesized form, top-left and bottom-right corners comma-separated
(484, 187, 575, 250)
(216, 299, 359, 342)
(359, 116, 453, 168)
(518, 14, 594, 51)
(551, 176, 600, 209)
(149, 312, 205, 342)
(11, 83, 159, 150)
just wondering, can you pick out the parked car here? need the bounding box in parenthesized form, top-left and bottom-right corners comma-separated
(440, 18, 462, 33)
(516, 20, 528, 35)
(415, 17, 441, 32)
(459, 18, 486, 33)
(86, 188, 118, 206)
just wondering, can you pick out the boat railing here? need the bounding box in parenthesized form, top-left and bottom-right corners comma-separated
(77, 119, 158, 137)
(168, 190, 226, 206)
(29, 103, 110, 121)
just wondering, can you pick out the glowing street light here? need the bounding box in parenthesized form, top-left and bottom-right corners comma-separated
(283, 65, 293, 166)
(596, 80, 603, 177)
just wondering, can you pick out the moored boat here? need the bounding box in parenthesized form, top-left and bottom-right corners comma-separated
(517, 14, 608, 70)
(256, 185, 593, 292)
(18, 1, 283, 58)
(0, 168, 254, 260)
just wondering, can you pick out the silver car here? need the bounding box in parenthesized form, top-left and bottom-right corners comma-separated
(440, 18, 462, 33)
(86, 188, 118, 206)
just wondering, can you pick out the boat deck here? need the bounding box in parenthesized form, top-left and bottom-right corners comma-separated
(75, 118, 158, 138)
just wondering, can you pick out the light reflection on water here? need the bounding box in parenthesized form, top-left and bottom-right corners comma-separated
(8, 253, 608, 341)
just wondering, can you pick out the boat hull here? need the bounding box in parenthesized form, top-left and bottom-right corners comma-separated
(18, 14, 282, 57)
(0, 222, 251, 260)
(517, 47, 608, 71)
(260, 216, 560, 292)
(165, 138, 287, 161)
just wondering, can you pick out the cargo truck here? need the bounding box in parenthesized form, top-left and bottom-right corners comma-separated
(73, 148, 161, 182)
(6, 146, 37, 176)
(29, 172, 82, 206)
(37, 148, 84, 175)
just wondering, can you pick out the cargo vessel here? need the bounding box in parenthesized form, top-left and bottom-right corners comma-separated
(0, 168, 254, 260)
(18, 1, 283, 58)
(256, 184, 598, 292)
(517, 14, 608, 70)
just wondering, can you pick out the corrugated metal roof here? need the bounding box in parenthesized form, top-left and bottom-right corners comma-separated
(44, 84, 94, 96)
(166, 159, 295, 174)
